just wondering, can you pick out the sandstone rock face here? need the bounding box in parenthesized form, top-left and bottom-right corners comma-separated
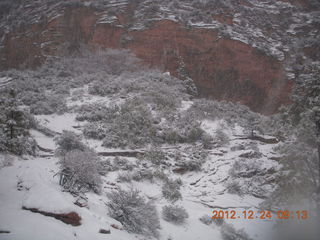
(22, 207, 81, 226)
(1, 0, 319, 114)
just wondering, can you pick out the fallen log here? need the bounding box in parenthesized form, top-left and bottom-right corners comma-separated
(98, 151, 144, 158)
(235, 135, 279, 144)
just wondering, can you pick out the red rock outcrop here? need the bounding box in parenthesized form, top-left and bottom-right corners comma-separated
(0, 5, 292, 114)
(22, 207, 81, 226)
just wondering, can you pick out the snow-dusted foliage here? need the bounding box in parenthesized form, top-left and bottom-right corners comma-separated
(162, 178, 182, 202)
(55, 130, 87, 156)
(88, 69, 189, 111)
(161, 112, 205, 144)
(214, 128, 230, 146)
(100, 100, 157, 148)
(55, 131, 101, 193)
(221, 223, 252, 240)
(58, 149, 102, 193)
(141, 146, 167, 166)
(173, 146, 208, 172)
(107, 188, 160, 237)
(162, 205, 188, 224)
(262, 64, 320, 237)
(0, 89, 36, 155)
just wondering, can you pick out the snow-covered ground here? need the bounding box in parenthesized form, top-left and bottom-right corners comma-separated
(0, 85, 282, 240)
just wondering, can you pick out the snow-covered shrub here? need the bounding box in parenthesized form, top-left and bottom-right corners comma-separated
(214, 128, 230, 146)
(117, 171, 132, 182)
(201, 132, 214, 149)
(212, 217, 224, 226)
(162, 128, 182, 144)
(30, 94, 68, 115)
(76, 103, 116, 122)
(153, 169, 169, 182)
(229, 159, 261, 178)
(162, 112, 205, 144)
(83, 122, 107, 140)
(162, 178, 182, 202)
(199, 215, 214, 225)
(113, 156, 134, 171)
(55, 130, 87, 156)
(88, 74, 118, 96)
(0, 154, 14, 169)
(142, 147, 167, 166)
(221, 223, 252, 240)
(98, 159, 113, 175)
(188, 99, 265, 131)
(0, 89, 36, 155)
(4, 136, 37, 156)
(132, 169, 154, 182)
(101, 100, 158, 148)
(226, 180, 243, 196)
(174, 146, 208, 172)
(162, 205, 188, 224)
(107, 188, 160, 237)
(58, 149, 101, 193)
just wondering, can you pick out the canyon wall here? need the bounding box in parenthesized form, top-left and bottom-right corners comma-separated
(0, 1, 305, 114)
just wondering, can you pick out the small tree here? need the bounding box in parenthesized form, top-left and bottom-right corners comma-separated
(0, 88, 35, 155)
(0, 89, 30, 139)
(177, 56, 198, 96)
(289, 63, 320, 212)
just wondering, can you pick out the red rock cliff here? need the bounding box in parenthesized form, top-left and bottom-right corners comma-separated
(0, 6, 292, 114)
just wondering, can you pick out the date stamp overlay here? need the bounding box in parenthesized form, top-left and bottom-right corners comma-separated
(211, 209, 309, 220)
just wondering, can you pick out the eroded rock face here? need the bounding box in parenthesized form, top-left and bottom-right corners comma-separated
(2, 0, 317, 114)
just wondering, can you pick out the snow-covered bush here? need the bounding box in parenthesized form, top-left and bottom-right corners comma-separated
(188, 99, 266, 132)
(88, 74, 118, 96)
(55, 130, 87, 156)
(226, 180, 243, 196)
(3, 136, 37, 156)
(153, 169, 170, 182)
(0, 154, 14, 169)
(199, 215, 213, 225)
(161, 113, 205, 144)
(29, 94, 68, 115)
(101, 100, 158, 148)
(83, 122, 107, 140)
(174, 146, 208, 172)
(201, 132, 214, 149)
(229, 159, 261, 178)
(117, 171, 132, 182)
(107, 189, 160, 237)
(76, 103, 116, 122)
(98, 158, 113, 175)
(214, 128, 230, 146)
(113, 156, 134, 171)
(162, 178, 182, 202)
(162, 205, 188, 224)
(0, 89, 36, 155)
(142, 147, 167, 166)
(58, 149, 101, 194)
(221, 223, 252, 240)
(132, 169, 154, 182)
